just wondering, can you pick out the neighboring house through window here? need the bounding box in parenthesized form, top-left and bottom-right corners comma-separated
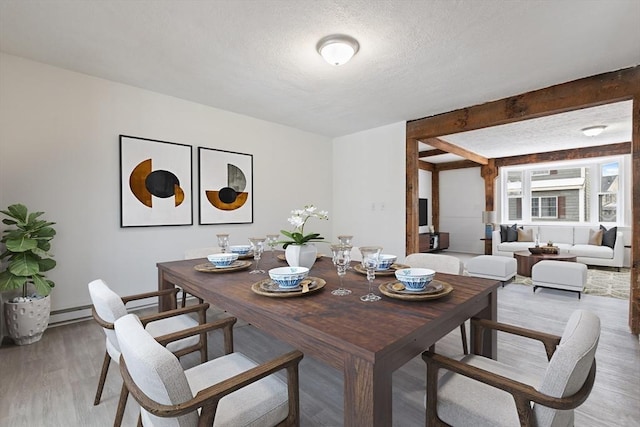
(501, 157, 622, 225)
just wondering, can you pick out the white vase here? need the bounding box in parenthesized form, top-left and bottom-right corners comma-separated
(285, 244, 318, 269)
(4, 294, 51, 345)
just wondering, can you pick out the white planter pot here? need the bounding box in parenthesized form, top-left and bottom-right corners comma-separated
(4, 295, 51, 345)
(285, 244, 318, 269)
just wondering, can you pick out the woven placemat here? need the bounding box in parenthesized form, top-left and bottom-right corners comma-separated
(251, 277, 326, 298)
(353, 263, 410, 276)
(378, 279, 453, 301)
(194, 260, 252, 273)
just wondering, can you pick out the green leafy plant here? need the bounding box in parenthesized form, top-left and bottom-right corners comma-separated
(279, 205, 328, 249)
(0, 204, 56, 298)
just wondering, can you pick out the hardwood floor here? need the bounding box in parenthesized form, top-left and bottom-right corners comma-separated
(1, 280, 638, 426)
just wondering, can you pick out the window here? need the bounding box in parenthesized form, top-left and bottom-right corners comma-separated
(531, 196, 558, 218)
(506, 171, 522, 221)
(599, 162, 618, 222)
(501, 157, 623, 225)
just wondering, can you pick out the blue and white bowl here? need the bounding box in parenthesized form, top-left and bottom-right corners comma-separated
(269, 266, 309, 289)
(376, 254, 397, 271)
(229, 245, 251, 255)
(207, 253, 239, 268)
(394, 268, 436, 291)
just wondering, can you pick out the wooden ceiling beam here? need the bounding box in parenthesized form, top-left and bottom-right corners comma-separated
(419, 148, 447, 158)
(418, 160, 435, 171)
(434, 160, 480, 171)
(495, 142, 631, 167)
(420, 137, 488, 165)
(407, 66, 640, 140)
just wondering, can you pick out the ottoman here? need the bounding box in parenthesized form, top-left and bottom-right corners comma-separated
(467, 255, 517, 286)
(532, 260, 587, 299)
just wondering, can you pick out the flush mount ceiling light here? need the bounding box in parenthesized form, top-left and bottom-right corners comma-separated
(316, 34, 359, 66)
(581, 125, 607, 137)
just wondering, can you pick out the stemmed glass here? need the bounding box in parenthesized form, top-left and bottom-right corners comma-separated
(330, 244, 352, 296)
(266, 234, 280, 259)
(337, 235, 353, 245)
(248, 237, 266, 274)
(216, 234, 229, 253)
(338, 235, 353, 269)
(359, 246, 382, 302)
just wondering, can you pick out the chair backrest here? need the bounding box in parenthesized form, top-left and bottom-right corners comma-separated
(88, 279, 128, 354)
(184, 247, 221, 259)
(115, 313, 197, 427)
(404, 253, 464, 275)
(534, 309, 600, 427)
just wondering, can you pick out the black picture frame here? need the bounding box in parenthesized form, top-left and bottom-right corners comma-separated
(198, 147, 253, 225)
(119, 135, 193, 227)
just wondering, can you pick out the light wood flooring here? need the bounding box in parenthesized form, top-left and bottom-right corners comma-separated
(1, 277, 638, 426)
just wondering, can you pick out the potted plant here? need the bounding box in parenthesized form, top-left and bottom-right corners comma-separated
(0, 203, 56, 345)
(280, 205, 328, 268)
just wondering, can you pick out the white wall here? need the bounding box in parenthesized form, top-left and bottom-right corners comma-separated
(439, 168, 485, 254)
(0, 54, 333, 317)
(332, 122, 406, 260)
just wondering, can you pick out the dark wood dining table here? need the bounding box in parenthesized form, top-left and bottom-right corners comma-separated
(157, 254, 500, 427)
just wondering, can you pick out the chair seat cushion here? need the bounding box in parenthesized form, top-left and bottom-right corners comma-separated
(431, 355, 540, 427)
(144, 314, 200, 353)
(184, 352, 289, 427)
(569, 244, 613, 259)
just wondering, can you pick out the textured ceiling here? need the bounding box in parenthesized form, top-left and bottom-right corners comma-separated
(1, 0, 639, 152)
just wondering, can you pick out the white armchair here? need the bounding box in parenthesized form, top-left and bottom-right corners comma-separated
(404, 253, 468, 354)
(114, 313, 303, 426)
(422, 309, 600, 426)
(88, 279, 215, 426)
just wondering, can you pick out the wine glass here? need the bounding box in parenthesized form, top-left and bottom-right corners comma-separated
(266, 234, 280, 259)
(338, 235, 354, 269)
(359, 246, 382, 302)
(338, 235, 353, 245)
(330, 244, 352, 296)
(248, 237, 266, 274)
(216, 234, 229, 253)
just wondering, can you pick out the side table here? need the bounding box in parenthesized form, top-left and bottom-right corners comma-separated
(480, 238, 492, 255)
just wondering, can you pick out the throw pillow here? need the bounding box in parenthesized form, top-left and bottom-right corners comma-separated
(600, 225, 617, 249)
(517, 228, 533, 242)
(500, 224, 508, 242)
(588, 229, 603, 246)
(506, 224, 518, 242)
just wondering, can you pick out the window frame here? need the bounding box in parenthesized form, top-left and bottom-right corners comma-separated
(500, 156, 623, 226)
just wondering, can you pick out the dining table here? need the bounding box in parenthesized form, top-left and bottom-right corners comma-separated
(156, 253, 500, 427)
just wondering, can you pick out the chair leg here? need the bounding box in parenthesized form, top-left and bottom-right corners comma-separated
(94, 350, 111, 405)
(180, 288, 187, 308)
(460, 323, 468, 355)
(114, 383, 128, 427)
(198, 306, 208, 363)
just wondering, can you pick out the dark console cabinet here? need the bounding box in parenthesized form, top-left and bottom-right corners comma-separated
(419, 232, 449, 252)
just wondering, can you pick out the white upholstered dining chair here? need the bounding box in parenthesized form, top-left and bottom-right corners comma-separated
(88, 279, 213, 426)
(114, 313, 303, 426)
(404, 253, 464, 275)
(422, 309, 600, 427)
(404, 253, 468, 353)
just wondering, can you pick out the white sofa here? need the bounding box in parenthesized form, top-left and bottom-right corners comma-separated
(492, 225, 624, 269)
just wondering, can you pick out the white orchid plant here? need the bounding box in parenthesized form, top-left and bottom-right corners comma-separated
(280, 205, 329, 249)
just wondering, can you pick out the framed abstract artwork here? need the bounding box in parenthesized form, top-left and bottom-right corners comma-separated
(198, 147, 253, 224)
(120, 135, 193, 227)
